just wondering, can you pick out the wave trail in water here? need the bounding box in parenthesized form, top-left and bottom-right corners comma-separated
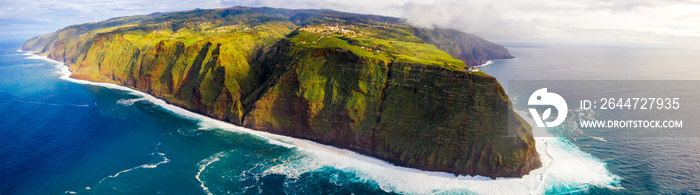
(116, 97, 146, 106)
(92, 150, 169, 188)
(17, 100, 90, 107)
(196, 151, 227, 195)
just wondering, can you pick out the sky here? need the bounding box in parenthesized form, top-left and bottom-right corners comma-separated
(1, 0, 698, 49)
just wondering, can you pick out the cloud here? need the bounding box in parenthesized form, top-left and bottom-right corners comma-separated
(235, 0, 547, 39)
(234, 0, 409, 16)
(400, 1, 544, 39)
(0, 0, 697, 48)
(0, 0, 550, 41)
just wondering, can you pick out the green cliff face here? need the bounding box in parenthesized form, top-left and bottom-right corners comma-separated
(23, 6, 538, 178)
(409, 28, 515, 66)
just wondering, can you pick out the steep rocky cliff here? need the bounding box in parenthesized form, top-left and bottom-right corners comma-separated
(409, 28, 515, 66)
(23, 6, 538, 178)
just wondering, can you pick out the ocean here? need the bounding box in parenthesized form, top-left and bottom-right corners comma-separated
(479, 43, 700, 194)
(0, 40, 698, 194)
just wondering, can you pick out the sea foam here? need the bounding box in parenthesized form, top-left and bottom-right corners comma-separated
(94, 150, 170, 185)
(26, 51, 622, 194)
(116, 97, 147, 106)
(474, 60, 494, 68)
(196, 151, 227, 195)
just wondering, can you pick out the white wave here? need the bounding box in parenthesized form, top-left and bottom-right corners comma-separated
(93, 151, 169, 188)
(591, 137, 607, 142)
(117, 97, 146, 106)
(474, 60, 493, 68)
(21, 53, 73, 80)
(20, 63, 47, 68)
(516, 110, 621, 193)
(29, 52, 621, 194)
(17, 100, 90, 107)
(196, 151, 227, 195)
(247, 110, 620, 194)
(18, 50, 34, 56)
(28, 54, 214, 121)
(196, 119, 297, 148)
(28, 52, 295, 145)
(24, 53, 53, 60)
(475, 57, 520, 68)
(541, 138, 621, 190)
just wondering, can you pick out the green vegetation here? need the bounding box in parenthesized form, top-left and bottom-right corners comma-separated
(287, 23, 467, 71)
(23, 6, 536, 178)
(408, 27, 514, 66)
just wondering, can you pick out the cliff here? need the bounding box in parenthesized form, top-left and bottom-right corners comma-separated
(409, 28, 515, 66)
(23, 6, 538, 178)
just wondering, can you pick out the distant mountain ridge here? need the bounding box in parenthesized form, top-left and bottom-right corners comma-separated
(23, 6, 537, 178)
